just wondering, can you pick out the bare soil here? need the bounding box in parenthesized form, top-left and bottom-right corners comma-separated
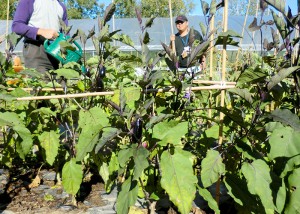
(0, 168, 107, 214)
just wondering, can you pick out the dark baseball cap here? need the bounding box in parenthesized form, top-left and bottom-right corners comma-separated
(175, 15, 188, 23)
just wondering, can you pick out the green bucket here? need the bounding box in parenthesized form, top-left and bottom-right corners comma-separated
(44, 33, 82, 65)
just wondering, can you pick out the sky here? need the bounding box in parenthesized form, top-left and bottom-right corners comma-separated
(189, 0, 298, 15)
(101, 0, 298, 16)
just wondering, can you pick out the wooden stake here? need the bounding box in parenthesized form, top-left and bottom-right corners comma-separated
(5, 0, 10, 50)
(193, 80, 236, 85)
(208, 15, 215, 119)
(7, 88, 65, 92)
(168, 0, 176, 55)
(145, 85, 235, 93)
(12, 83, 236, 101)
(16, 91, 114, 101)
(216, 0, 229, 207)
(235, 0, 251, 63)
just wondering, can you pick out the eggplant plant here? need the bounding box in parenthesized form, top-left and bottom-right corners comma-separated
(1, 0, 300, 214)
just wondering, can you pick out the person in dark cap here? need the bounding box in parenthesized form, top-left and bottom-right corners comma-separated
(170, 15, 206, 78)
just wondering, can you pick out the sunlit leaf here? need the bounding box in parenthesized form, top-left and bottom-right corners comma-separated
(201, 150, 225, 188)
(160, 148, 197, 214)
(133, 147, 149, 180)
(264, 0, 286, 14)
(285, 168, 300, 213)
(198, 187, 220, 214)
(268, 126, 300, 160)
(103, 3, 116, 25)
(209, 0, 217, 16)
(39, 131, 60, 166)
(152, 121, 188, 146)
(241, 160, 275, 213)
(200, 0, 209, 16)
(271, 10, 289, 40)
(55, 68, 80, 79)
(76, 107, 109, 161)
(267, 66, 300, 91)
(62, 159, 83, 195)
(116, 177, 138, 214)
(228, 88, 253, 104)
(95, 127, 121, 153)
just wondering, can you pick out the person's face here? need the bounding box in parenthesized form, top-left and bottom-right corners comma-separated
(176, 20, 188, 32)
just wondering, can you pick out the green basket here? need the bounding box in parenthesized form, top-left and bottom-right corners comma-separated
(44, 33, 82, 65)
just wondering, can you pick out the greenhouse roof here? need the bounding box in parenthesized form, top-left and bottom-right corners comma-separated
(0, 15, 281, 53)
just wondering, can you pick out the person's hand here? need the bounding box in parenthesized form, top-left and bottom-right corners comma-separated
(170, 34, 175, 41)
(37, 29, 59, 40)
(199, 55, 206, 70)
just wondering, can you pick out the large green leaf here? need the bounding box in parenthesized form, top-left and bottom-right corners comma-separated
(285, 168, 300, 213)
(124, 87, 141, 109)
(237, 66, 267, 86)
(267, 66, 300, 91)
(111, 86, 141, 109)
(209, 0, 217, 16)
(76, 107, 109, 161)
(116, 177, 138, 214)
(133, 147, 149, 181)
(54, 68, 80, 79)
(152, 121, 188, 146)
(235, 139, 262, 160)
(200, 0, 209, 15)
(198, 187, 220, 214)
(279, 156, 300, 178)
(0, 93, 15, 102)
(62, 159, 83, 195)
(269, 109, 300, 131)
(32, 107, 57, 117)
(224, 174, 261, 210)
(241, 160, 275, 213)
(201, 150, 225, 188)
(160, 148, 197, 214)
(228, 88, 253, 104)
(271, 9, 289, 40)
(275, 178, 286, 213)
(268, 126, 300, 160)
(145, 113, 173, 130)
(38, 131, 60, 166)
(264, 0, 286, 14)
(118, 145, 135, 168)
(14, 125, 33, 159)
(0, 112, 22, 126)
(95, 127, 121, 153)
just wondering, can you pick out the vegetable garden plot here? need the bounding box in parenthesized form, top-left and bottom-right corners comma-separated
(1, 0, 300, 214)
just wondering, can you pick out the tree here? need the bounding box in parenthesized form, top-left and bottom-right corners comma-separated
(140, 0, 195, 18)
(63, 0, 102, 19)
(214, 0, 258, 16)
(113, 0, 195, 18)
(0, 0, 18, 20)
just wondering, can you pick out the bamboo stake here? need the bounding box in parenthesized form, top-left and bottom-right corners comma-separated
(193, 80, 236, 85)
(13, 84, 236, 101)
(208, 14, 215, 119)
(168, 0, 176, 55)
(5, 0, 10, 50)
(145, 85, 235, 93)
(216, 0, 229, 207)
(252, 0, 259, 40)
(7, 88, 65, 92)
(16, 91, 114, 101)
(235, 0, 251, 63)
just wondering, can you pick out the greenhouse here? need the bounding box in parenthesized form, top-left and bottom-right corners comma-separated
(0, 0, 300, 214)
(1, 15, 274, 53)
